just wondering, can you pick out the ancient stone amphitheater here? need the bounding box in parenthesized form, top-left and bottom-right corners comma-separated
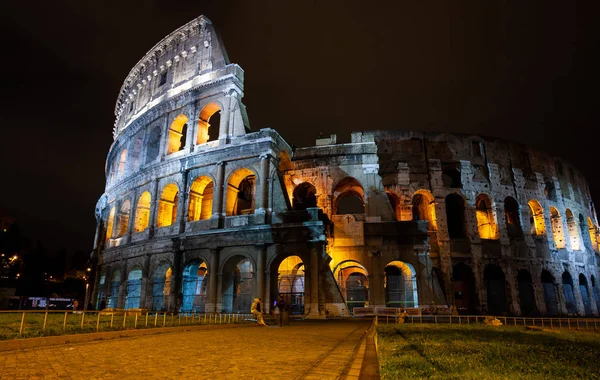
(92, 15, 600, 317)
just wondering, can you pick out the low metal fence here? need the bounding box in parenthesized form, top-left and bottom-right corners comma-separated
(375, 314, 600, 331)
(0, 310, 261, 339)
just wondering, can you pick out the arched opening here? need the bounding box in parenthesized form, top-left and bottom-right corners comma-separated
(125, 268, 143, 309)
(116, 149, 127, 180)
(475, 194, 498, 239)
(129, 137, 143, 173)
(517, 270, 537, 316)
(105, 206, 115, 241)
(384, 261, 418, 308)
(145, 126, 161, 164)
(167, 114, 188, 154)
(333, 177, 365, 215)
(108, 268, 121, 308)
(333, 261, 369, 313)
(181, 261, 208, 313)
(152, 264, 172, 311)
(528, 200, 546, 236)
(484, 264, 507, 315)
(96, 272, 106, 310)
(445, 194, 465, 238)
(134, 192, 151, 232)
(592, 276, 600, 315)
(504, 197, 522, 238)
(221, 256, 254, 313)
(116, 200, 130, 237)
(565, 209, 580, 250)
(412, 191, 437, 230)
(452, 263, 476, 314)
(587, 217, 598, 251)
(197, 103, 221, 144)
(292, 182, 317, 210)
(579, 274, 592, 316)
(188, 176, 214, 221)
(277, 256, 305, 315)
(157, 183, 178, 227)
(562, 271, 577, 314)
(550, 207, 566, 248)
(226, 168, 256, 216)
(541, 271, 559, 316)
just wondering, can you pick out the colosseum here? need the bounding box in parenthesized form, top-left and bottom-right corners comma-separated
(91, 15, 600, 318)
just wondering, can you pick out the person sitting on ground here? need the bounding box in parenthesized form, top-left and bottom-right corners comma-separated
(251, 298, 267, 326)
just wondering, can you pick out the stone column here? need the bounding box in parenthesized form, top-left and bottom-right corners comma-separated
(148, 179, 159, 238)
(172, 249, 183, 312)
(142, 254, 152, 309)
(257, 246, 266, 304)
(369, 251, 383, 306)
(307, 246, 321, 318)
(178, 171, 189, 234)
(219, 92, 233, 143)
(206, 248, 219, 313)
(212, 162, 226, 224)
(127, 192, 137, 242)
(215, 272, 223, 313)
(258, 153, 271, 212)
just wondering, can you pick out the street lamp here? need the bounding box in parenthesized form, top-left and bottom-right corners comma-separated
(84, 282, 90, 312)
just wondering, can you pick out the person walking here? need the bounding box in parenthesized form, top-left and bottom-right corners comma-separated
(251, 298, 267, 326)
(275, 296, 287, 326)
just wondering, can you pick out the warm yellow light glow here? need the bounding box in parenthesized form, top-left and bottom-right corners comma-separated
(587, 217, 598, 251)
(105, 206, 116, 241)
(197, 103, 220, 145)
(157, 183, 179, 227)
(475, 194, 498, 239)
(412, 190, 437, 230)
(226, 168, 255, 216)
(167, 114, 189, 154)
(528, 200, 546, 236)
(134, 192, 151, 232)
(188, 176, 214, 221)
(116, 200, 131, 237)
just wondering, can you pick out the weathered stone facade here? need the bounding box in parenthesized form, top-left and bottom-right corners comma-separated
(92, 15, 600, 317)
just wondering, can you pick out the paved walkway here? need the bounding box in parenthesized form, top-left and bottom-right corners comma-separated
(0, 320, 372, 380)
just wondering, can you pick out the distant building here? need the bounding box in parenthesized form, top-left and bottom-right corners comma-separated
(92, 15, 600, 317)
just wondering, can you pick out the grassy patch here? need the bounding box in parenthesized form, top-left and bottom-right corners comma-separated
(377, 324, 600, 379)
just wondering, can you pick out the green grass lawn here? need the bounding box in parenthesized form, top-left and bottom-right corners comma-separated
(377, 324, 600, 379)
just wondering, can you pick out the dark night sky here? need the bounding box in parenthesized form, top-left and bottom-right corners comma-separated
(0, 1, 597, 254)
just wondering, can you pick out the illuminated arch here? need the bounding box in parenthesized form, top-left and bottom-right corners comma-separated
(125, 267, 143, 309)
(384, 261, 418, 308)
(226, 168, 256, 216)
(528, 200, 546, 236)
(152, 264, 172, 311)
(116, 200, 130, 237)
(197, 103, 221, 144)
(549, 207, 565, 248)
(188, 176, 214, 221)
(475, 194, 498, 239)
(157, 183, 179, 227)
(587, 217, 598, 251)
(333, 260, 369, 311)
(412, 190, 437, 230)
(167, 114, 188, 154)
(181, 260, 208, 313)
(108, 268, 121, 308)
(105, 206, 116, 241)
(333, 177, 364, 215)
(565, 209, 580, 250)
(134, 192, 151, 232)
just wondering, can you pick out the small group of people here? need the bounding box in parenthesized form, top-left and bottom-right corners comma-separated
(250, 296, 289, 327)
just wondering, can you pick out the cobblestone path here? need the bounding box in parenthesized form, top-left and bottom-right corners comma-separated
(0, 320, 370, 380)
